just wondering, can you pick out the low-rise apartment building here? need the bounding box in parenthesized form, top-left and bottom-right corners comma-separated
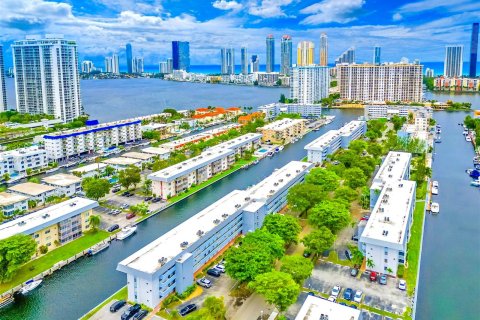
(0, 146, 48, 176)
(141, 147, 171, 160)
(121, 152, 156, 164)
(9, 182, 57, 204)
(43, 118, 143, 161)
(257, 119, 306, 144)
(295, 295, 361, 320)
(434, 76, 480, 92)
(0, 197, 98, 251)
(102, 157, 142, 170)
(364, 105, 433, 120)
(208, 133, 262, 156)
(305, 120, 367, 164)
(258, 103, 322, 120)
(0, 192, 29, 217)
(42, 173, 82, 197)
(70, 163, 107, 178)
(118, 161, 313, 308)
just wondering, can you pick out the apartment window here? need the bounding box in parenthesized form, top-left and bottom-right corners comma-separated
(34, 234, 39, 238)
(384, 259, 388, 263)
(45, 229, 51, 234)
(384, 248, 388, 255)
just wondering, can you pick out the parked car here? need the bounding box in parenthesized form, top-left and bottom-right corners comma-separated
(307, 292, 316, 296)
(214, 264, 225, 273)
(121, 204, 130, 209)
(327, 296, 336, 303)
(127, 193, 134, 197)
(398, 279, 407, 290)
(354, 290, 363, 303)
(179, 304, 197, 316)
(109, 300, 126, 312)
(107, 224, 120, 232)
(112, 188, 121, 193)
(379, 274, 387, 285)
(349, 304, 358, 309)
(152, 197, 161, 203)
(132, 310, 148, 320)
(370, 271, 378, 281)
(207, 268, 221, 277)
(144, 196, 153, 201)
(350, 268, 359, 277)
(126, 213, 136, 219)
(196, 278, 211, 288)
(303, 250, 312, 258)
(113, 210, 121, 216)
(331, 285, 341, 297)
(121, 304, 141, 320)
(343, 288, 354, 301)
(345, 250, 352, 260)
(122, 191, 131, 197)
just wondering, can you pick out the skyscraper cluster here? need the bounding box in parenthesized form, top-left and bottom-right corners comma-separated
(335, 47, 356, 64)
(105, 54, 120, 74)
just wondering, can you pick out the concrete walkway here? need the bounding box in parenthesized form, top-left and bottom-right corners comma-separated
(230, 293, 274, 320)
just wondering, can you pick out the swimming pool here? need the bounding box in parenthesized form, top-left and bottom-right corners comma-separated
(258, 148, 268, 153)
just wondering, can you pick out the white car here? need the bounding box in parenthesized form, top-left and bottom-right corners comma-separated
(328, 295, 336, 303)
(398, 279, 407, 291)
(196, 278, 211, 288)
(354, 290, 363, 303)
(214, 264, 225, 273)
(331, 285, 341, 297)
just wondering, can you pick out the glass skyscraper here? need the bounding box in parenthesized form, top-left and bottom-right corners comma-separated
(241, 47, 248, 75)
(251, 55, 259, 73)
(280, 35, 292, 75)
(172, 41, 190, 72)
(335, 47, 355, 64)
(374, 46, 381, 65)
(221, 48, 235, 75)
(470, 23, 479, 78)
(0, 45, 7, 111)
(320, 33, 328, 66)
(126, 43, 133, 73)
(266, 35, 275, 73)
(444, 45, 463, 77)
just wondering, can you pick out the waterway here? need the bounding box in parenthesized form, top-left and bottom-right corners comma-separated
(0, 109, 362, 320)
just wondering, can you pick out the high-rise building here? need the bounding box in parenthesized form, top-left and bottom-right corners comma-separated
(319, 33, 328, 66)
(444, 45, 463, 77)
(0, 45, 7, 111)
(241, 47, 248, 75)
(166, 58, 173, 74)
(104, 54, 120, 74)
(337, 63, 423, 102)
(81, 60, 94, 73)
(266, 35, 275, 73)
(374, 46, 381, 65)
(251, 55, 259, 73)
(172, 41, 190, 72)
(290, 65, 330, 104)
(132, 57, 144, 73)
(425, 68, 434, 78)
(221, 48, 235, 75)
(335, 47, 355, 64)
(159, 61, 168, 74)
(12, 35, 83, 122)
(297, 41, 315, 66)
(126, 43, 133, 73)
(280, 35, 292, 75)
(470, 23, 479, 78)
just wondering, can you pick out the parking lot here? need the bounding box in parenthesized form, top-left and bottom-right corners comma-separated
(90, 299, 129, 320)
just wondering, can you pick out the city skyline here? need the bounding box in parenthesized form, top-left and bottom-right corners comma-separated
(0, 0, 479, 68)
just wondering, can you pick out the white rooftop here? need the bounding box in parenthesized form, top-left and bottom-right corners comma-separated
(70, 163, 107, 174)
(9, 182, 56, 196)
(0, 197, 98, 240)
(103, 157, 142, 166)
(161, 124, 241, 149)
(338, 120, 365, 136)
(0, 146, 45, 160)
(118, 190, 249, 275)
(141, 147, 171, 155)
(360, 180, 416, 249)
(209, 133, 262, 151)
(0, 192, 29, 206)
(42, 173, 81, 187)
(259, 119, 305, 131)
(295, 295, 361, 320)
(304, 130, 340, 151)
(371, 151, 412, 191)
(121, 152, 155, 160)
(148, 148, 234, 182)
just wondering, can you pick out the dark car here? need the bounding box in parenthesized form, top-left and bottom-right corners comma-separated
(132, 309, 148, 320)
(343, 288, 354, 301)
(207, 268, 221, 277)
(345, 250, 352, 260)
(109, 299, 126, 312)
(152, 197, 161, 203)
(107, 224, 120, 232)
(350, 268, 359, 277)
(179, 304, 197, 316)
(349, 304, 358, 309)
(144, 196, 153, 201)
(112, 188, 121, 193)
(121, 304, 141, 320)
(122, 191, 131, 196)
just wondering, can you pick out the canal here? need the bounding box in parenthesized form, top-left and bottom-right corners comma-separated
(0, 109, 362, 320)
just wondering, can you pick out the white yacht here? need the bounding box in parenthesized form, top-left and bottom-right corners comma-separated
(117, 225, 137, 240)
(87, 241, 110, 256)
(431, 202, 440, 214)
(432, 186, 439, 195)
(466, 136, 472, 142)
(19, 279, 43, 295)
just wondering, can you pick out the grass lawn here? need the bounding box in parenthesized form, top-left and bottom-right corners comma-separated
(0, 230, 110, 294)
(80, 286, 127, 320)
(321, 251, 353, 268)
(405, 200, 426, 296)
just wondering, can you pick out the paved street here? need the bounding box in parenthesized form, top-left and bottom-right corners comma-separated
(90, 299, 128, 320)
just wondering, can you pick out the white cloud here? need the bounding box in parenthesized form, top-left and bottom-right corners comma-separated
(299, 0, 365, 25)
(212, 0, 242, 11)
(93, 0, 163, 13)
(392, 13, 402, 21)
(247, 0, 294, 18)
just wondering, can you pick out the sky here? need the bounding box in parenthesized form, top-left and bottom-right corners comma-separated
(0, 0, 479, 68)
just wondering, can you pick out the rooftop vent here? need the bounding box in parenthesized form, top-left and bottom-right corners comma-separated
(158, 257, 167, 265)
(269, 190, 275, 194)
(196, 230, 204, 237)
(399, 183, 403, 187)
(180, 241, 189, 248)
(235, 204, 241, 208)
(384, 216, 390, 222)
(274, 182, 279, 186)
(221, 213, 228, 219)
(17, 221, 26, 226)
(213, 219, 220, 224)
(244, 197, 251, 201)
(69, 202, 77, 207)
(296, 169, 300, 173)
(42, 214, 50, 219)
(286, 173, 291, 177)
(279, 179, 284, 182)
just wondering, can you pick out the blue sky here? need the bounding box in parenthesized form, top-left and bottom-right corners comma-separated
(0, 0, 479, 68)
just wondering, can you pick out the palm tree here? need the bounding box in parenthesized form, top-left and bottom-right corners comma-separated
(89, 215, 101, 231)
(366, 258, 375, 269)
(386, 267, 393, 274)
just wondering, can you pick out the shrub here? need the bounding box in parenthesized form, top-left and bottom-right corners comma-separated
(397, 265, 405, 278)
(176, 284, 196, 299)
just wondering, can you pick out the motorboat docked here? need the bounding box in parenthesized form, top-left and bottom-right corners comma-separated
(275, 145, 284, 153)
(117, 225, 137, 240)
(267, 151, 274, 157)
(471, 180, 480, 187)
(253, 160, 259, 165)
(86, 241, 110, 256)
(434, 136, 441, 143)
(467, 169, 480, 179)
(466, 136, 472, 142)
(0, 294, 14, 309)
(432, 181, 439, 188)
(430, 202, 440, 214)
(19, 279, 42, 295)
(463, 130, 469, 136)
(431, 186, 439, 195)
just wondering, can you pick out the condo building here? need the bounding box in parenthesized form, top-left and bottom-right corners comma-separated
(105, 54, 120, 74)
(43, 118, 142, 161)
(42, 173, 82, 197)
(297, 41, 315, 67)
(319, 33, 328, 66)
(337, 63, 423, 103)
(444, 45, 463, 77)
(102, 157, 142, 171)
(434, 76, 480, 92)
(8, 182, 57, 205)
(0, 146, 48, 176)
(70, 163, 107, 178)
(364, 105, 433, 120)
(241, 47, 248, 75)
(12, 35, 83, 122)
(266, 35, 275, 73)
(117, 161, 313, 308)
(258, 103, 322, 120)
(221, 48, 235, 75)
(0, 192, 29, 217)
(0, 197, 98, 249)
(280, 35, 293, 75)
(290, 65, 330, 104)
(257, 119, 306, 144)
(295, 295, 361, 320)
(335, 47, 355, 64)
(172, 41, 190, 72)
(208, 133, 262, 156)
(305, 120, 367, 164)
(0, 45, 7, 111)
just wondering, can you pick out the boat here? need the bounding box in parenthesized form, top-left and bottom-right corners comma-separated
(277, 145, 284, 152)
(117, 225, 137, 240)
(0, 294, 14, 309)
(267, 151, 274, 157)
(466, 136, 472, 142)
(471, 180, 480, 187)
(45, 167, 60, 174)
(434, 136, 441, 143)
(432, 181, 439, 188)
(431, 186, 439, 195)
(463, 131, 469, 136)
(86, 241, 110, 256)
(430, 202, 440, 214)
(436, 129, 441, 134)
(19, 279, 43, 295)
(274, 147, 280, 153)
(253, 160, 259, 165)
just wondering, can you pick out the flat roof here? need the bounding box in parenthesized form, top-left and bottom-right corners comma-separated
(295, 295, 361, 320)
(148, 148, 234, 182)
(121, 152, 155, 160)
(259, 119, 305, 132)
(161, 124, 241, 149)
(70, 163, 107, 173)
(371, 151, 412, 191)
(0, 197, 98, 240)
(141, 147, 171, 155)
(9, 182, 57, 196)
(209, 133, 262, 151)
(0, 146, 45, 159)
(360, 180, 416, 249)
(103, 157, 142, 166)
(304, 130, 340, 151)
(0, 192, 29, 206)
(118, 190, 249, 275)
(42, 173, 81, 187)
(338, 120, 365, 136)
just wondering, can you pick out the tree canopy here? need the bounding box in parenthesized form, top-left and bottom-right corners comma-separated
(82, 177, 111, 200)
(0, 234, 37, 283)
(186, 296, 226, 320)
(348, 140, 368, 154)
(343, 167, 368, 189)
(280, 255, 314, 284)
(308, 200, 351, 233)
(224, 245, 274, 282)
(302, 227, 336, 255)
(287, 183, 326, 215)
(242, 229, 285, 260)
(118, 165, 142, 190)
(334, 186, 358, 202)
(305, 168, 340, 192)
(89, 215, 101, 230)
(262, 214, 301, 246)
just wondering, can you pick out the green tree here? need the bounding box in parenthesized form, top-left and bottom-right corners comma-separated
(334, 186, 358, 202)
(118, 165, 141, 190)
(242, 229, 285, 259)
(348, 140, 367, 154)
(287, 183, 326, 215)
(308, 200, 351, 233)
(89, 215, 101, 230)
(224, 245, 274, 282)
(130, 202, 149, 215)
(104, 165, 116, 177)
(262, 214, 301, 246)
(305, 168, 340, 192)
(302, 227, 336, 255)
(82, 178, 111, 200)
(2, 173, 10, 182)
(279, 93, 286, 103)
(202, 296, 226, 320)
(367, 143, 383, 158)
(344, 167, 367, 189)
(39, 245, 48, 254)
(143, 179, 152, 195)
(0, 234, 37, 282)
(367, 258, 375, 268)
(248, 271, 300, 312)
(280, 255, 314, 284)
(28, 177, 40, 183)
(391, 115, 406, 131)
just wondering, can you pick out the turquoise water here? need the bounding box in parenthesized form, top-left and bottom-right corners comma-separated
(258, 148, 268, 153)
